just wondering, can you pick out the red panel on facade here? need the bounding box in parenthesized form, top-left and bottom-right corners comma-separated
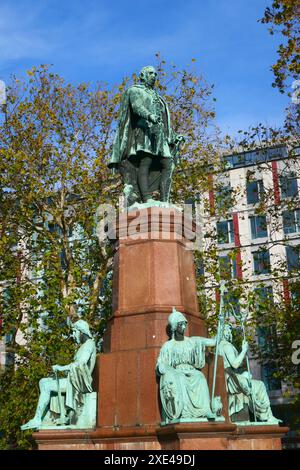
(232, 213, 242, 279)
(283, 279, 290, 304)
(232, 213, 241, 247)
(272, 161, 281, 206)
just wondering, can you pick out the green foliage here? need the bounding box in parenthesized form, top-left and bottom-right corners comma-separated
(260, 0, 300, 93)
(0, 65, 120, 447)
(0, 59, 220, 448)
(250, 279, 300, 423)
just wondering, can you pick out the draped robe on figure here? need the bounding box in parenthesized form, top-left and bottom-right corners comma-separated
(219, 339, 274, 421)
(156, 336, 213, 421)
(49, 339, 96, 415)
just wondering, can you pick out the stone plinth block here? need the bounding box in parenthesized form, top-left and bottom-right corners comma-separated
(33, 423, 288, 450)
(109, 208, 201, 317)
(103, 208, 206, 354)
(157, 422, 288, 450)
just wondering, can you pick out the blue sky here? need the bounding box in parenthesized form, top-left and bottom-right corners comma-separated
(0, 0, 290, 135)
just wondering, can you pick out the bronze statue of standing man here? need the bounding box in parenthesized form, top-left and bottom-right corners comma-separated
(109, 66, 184, 206)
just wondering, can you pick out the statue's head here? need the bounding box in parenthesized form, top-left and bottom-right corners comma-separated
(139, 65, 157, 88)
(168, 307, 188, 337)
(222, 323, 233, 342)
(72, 319, 93, 343)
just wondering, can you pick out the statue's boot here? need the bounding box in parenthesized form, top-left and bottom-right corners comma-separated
(21, 416, 42, 430)
(160, 160, 174, 202)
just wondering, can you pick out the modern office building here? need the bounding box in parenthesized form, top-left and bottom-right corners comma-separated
(199, 143, 299, 443)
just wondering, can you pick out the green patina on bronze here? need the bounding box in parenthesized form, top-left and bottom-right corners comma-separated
(21, 320, 97, 431)
(156, 308, 224, 425)
(109, 66, 184, 206)
(219, 323, 281, 425)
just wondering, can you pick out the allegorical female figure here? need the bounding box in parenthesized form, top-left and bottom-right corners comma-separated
(156, 309, 218, 423)
(21, 320, 96, 430)
(219, 324, 280, 424)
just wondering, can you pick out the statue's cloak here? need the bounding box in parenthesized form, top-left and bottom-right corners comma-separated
(49, 339, 96, 414)
(109, 85, 175, 168)
(156, 337, 212, 421)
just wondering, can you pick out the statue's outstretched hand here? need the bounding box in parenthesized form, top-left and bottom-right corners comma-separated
(52, 365, 64, 373)
(242, 340, 249, 354)
(175, 135, 185, 143)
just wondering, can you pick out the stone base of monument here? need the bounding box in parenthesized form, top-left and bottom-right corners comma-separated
(157, 422, 288, 450)
(32, 207, 289, 450)
(33, 422, 288, 450)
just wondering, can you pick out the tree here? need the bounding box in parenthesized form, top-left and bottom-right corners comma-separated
(260, 0, 300, 93)
(0, 65, 123, 448)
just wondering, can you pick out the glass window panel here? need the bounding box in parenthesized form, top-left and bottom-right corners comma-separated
(261, 364, 281, 391)
(255, 285, 273, 301)
(217, 221, 229, 244)
(228, 220, 234, 243)
(253, 250, 271, 274)
(290, 282, 300, 302)
(286, 245, 300, 271)
(254, 286, 273, 310)
(216, 185, 233, 211)
(284, 209, 300, 233)
(232, 258, 238, 278)
(250, 215, 268, 239)
(219, 254, 236, 279)
(217, 220, 234, 244)
(223, 290, 241, 315)
(247, 180, 264, 204)
(219, 255, 231, 279)
(296, 209, 300, 232)
(280, 174, 298, 199)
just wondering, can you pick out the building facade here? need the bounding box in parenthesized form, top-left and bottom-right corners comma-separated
(199, 144, 299, 442)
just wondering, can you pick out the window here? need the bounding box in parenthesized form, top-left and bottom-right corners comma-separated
(280, 173, 298, 199)
(254, 285, 273, 310)
(255, 285, 273, 301)
(195, 257, 205, 277)
(283, 209, 300, 234)
(215, 185, 233, 211)
(217, 220, 234, 244)
(223, 146, 287, 169)
(261, 364, 281, 391)
(250, 215, 268, 239)
(223, 289, 241, 316)
(253, 250, 271, 275)
(290, 282, 300, 302)
(257, 326, 281, 391)
(219, 254, 237, 279)
(246, 180, 264, 204)
(286, 245, 300, 271)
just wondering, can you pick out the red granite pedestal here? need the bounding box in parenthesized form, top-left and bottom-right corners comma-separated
(34, 208, 288, 450)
